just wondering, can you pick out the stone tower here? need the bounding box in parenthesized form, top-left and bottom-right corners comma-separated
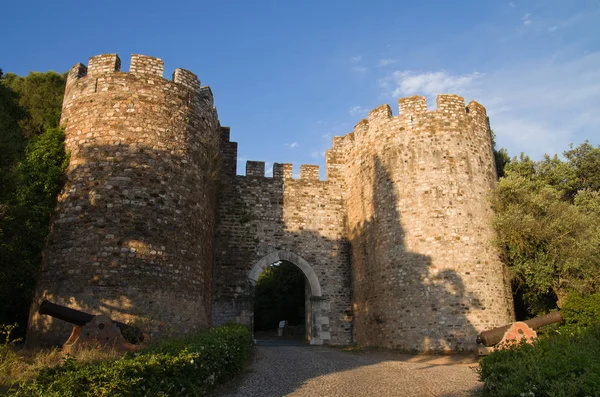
(328, 95, 515, 350)
(28, 54, 222, 344)
(28, 53, 514, 351)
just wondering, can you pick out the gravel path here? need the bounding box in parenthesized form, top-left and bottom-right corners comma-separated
(218, 340, 482, 397)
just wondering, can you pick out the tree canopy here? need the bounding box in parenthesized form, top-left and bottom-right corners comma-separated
(492, 143, 600, 316)
(0, 70, 67, 334)
(253, 261, 306, 331)
(2, 71, 66, 137)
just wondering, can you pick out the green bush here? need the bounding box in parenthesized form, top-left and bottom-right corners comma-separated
(10, 324, 251, 397)
(562, 292, 600, 330)
(478, 324, 600, 397)
(0, 127, 68, 333)
(0, 70, 68, 333)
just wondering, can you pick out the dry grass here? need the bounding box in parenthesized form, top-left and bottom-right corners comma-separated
(0, 338, 122, 393)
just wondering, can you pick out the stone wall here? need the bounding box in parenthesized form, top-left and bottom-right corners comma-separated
(28, 54, 222, 344)
(335, 95, 514, 351)
(212, 161, 353, 345)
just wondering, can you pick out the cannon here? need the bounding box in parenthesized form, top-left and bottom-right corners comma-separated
(38, 300, 145, 352)
(476, 311, 562, 354)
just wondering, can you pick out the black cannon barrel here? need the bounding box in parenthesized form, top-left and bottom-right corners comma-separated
(38, 300, 94, 326)
(38, 300, 144, 344)
(476, 311, 562, 347)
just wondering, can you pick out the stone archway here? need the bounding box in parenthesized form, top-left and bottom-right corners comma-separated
(246, 250, 329, 345)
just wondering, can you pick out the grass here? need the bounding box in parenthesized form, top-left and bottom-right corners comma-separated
(0, 323, 251, 396)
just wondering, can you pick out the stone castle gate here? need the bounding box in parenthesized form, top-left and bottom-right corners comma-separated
(246, 250, 328, 345)
(29, 53, 514, 351)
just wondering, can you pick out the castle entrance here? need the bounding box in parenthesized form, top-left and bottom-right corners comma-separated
(253, 261, 306, 340)
(245, 250, 327, 345)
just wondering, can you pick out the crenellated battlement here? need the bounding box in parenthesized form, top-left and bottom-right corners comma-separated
(335, 94, 489, 146)
(222, 93, 491, 191)
(300, 165, 320, 181)
(64, 53, 204, 96)
(87, 54, 121, 75)
(239, 160, 324, 181)
(246, 161, 265, 177)
(129, 54, 164, 77)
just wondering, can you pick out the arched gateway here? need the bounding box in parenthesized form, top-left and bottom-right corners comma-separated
(211, 153, 354, 346)
(247, 250, 327, 344)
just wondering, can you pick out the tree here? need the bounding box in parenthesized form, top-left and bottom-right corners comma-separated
(0, 73, 27, 207)
(493, 144, 600, 316)
(489, 125, 510, 179)
(253, 261, 306, 331)
(0, 70, 67, 333)
(0, 127, 68, 330)
(3, 71, 66, 137)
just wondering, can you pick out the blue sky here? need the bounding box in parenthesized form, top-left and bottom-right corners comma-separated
(2, 0, 599, 177)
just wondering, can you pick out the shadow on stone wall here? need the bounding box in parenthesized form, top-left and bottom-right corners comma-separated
(28, 138, 218, 345)
(350, 156, 480, 351)
(213, 153, 483, 351)
(31, 139, 483, 353)
(212, 172, 354, 345)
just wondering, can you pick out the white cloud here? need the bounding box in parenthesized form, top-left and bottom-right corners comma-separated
(548, 26, 558, 32)
(482, 54, 600, 158)
(508, 1, 516, 8)
(351, 56, 362, 62)
(352, 66, 368, 73)
(310, 151, 326, 159)
(379, 52, 600, 159)
(349, 105, 369, 116)
(384, 70, 482, 98)
(378, 58, 396, 67)
(521, 13, 532, 25)
(285, 142, 298, 149)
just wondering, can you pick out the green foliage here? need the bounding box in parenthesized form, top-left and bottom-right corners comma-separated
(489, 127, 510, 178)
(9, 324, 251, 397)
(477, 325, 600, 397)
(492, 143, 600, 315)
(2, 71, 66, 137)
(0, 75, 27, 205)
(0, 70, 67, 333)
(0, 127, 68, 330)
(254, 261, 306, 331)
(561, 292, 600, 331)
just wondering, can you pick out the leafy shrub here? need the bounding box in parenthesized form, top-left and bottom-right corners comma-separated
(562, 292, 600, 330)
(478, 324, 600, 397)
(0, 70, 67, 333)
(10, 324, 251, 397)
(0, 127, 68, 334)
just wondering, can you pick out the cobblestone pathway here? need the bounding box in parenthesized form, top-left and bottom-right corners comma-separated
(218, 340, 482, 397)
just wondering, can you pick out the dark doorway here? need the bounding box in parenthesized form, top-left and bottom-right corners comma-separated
(253, 261, 306, 340)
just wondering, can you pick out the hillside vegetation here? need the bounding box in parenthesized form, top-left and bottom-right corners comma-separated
(0, 70, 67, 336)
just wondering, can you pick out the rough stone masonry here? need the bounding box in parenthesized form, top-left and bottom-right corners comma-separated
(28, 53, 514, 351)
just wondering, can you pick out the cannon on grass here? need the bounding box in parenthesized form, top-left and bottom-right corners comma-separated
(38, 300, 145, 352)
(476, 311, 562, 355)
